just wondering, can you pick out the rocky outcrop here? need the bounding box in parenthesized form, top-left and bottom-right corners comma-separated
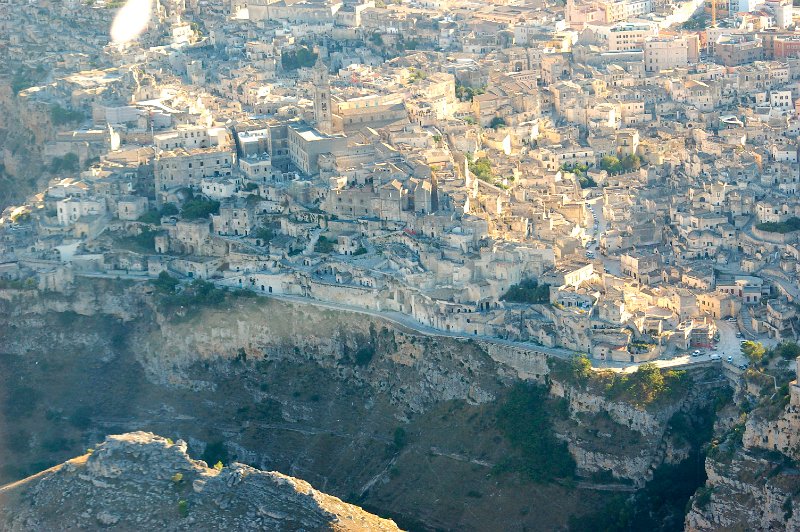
(742, 405, 800, 462)
(0, 432, 401, 531)
(685, 452, 800, 531)
(686, 386, 800, 530)
(550, 379, 668, 436)
(0, 280, 144, 321)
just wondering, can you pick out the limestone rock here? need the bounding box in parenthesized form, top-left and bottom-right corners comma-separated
(0, 432, 401, 531)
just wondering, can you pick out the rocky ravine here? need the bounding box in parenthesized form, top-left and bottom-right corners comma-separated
(0, 280, 722, 530)
(685, 375, 800, 531)
(0, 431, 400, 531)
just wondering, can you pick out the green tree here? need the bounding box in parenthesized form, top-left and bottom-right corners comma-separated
(50, 104, 85, 125)
(561, 163, 589, 177)
(314, 235, 334, 253)
(773, 342, 800, 360)
(603, 363, 689, 407)
(599, 155, 622, 174)
(571, 354, 592, 383)
(500, 279, 550, 304)
(255, 226, 274, 245)
(741, 341, 766, 365)
(49, 153, 80, 173)
(625, 363, 665, 405)
(468, 157, 493, 182)
(181, 198, 220, 219)
(393, 427, 407, 449)
(755, 217, 800, 234)
(161, 203, 179, 216)
(621, 154, 642, 172)
(281, 47, 318, 71)
(152, 271, 179, 294)
(489, 116, 506, 129)
(369, 32, 383, 46)
(138, 210, 162, 225)
(455, 83, 486, 102)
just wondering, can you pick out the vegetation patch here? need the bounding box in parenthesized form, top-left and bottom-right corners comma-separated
(756, 217, 800, 234)
(181, 197, 220, 220)
(455, 83, 486, 102)
(468, 156, 493, 182)
(254, 226, 275, 246)
(489, 116, 506, 129)
(599, 364, 690, 408)
(549, 357, 690, 409)
(493, 383, 576, 483)
(744, 341, 799, 420)
(11, 65, 47, 94)
(561, 163, 597, 188)
(500, 278, 550, 304)
(49, 153, 79, 174)
(50, 104, 85, 126)
(138, 203, 178, 225)
(281, 47, 317, 71)
(314, 235, 335, 253)
(599, 154, 642, 175)
(114, 228, 158, 254)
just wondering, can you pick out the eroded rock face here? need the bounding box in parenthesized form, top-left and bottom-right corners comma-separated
(685, 395, 800, 530)
(685, 453, 800, 531)
(742, 406, 800, 462)
(0, 432, 401, 531)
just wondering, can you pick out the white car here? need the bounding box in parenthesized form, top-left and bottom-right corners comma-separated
(710, 354, 721, 361)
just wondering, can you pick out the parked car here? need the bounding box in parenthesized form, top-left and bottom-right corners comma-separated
(735, 333, 743, 338)
(691, 350, 701, 357)
(727, 356, 733, 363)
(710, 354, 721, 361)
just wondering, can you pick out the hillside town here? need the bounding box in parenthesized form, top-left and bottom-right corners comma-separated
(2, 0, 800, 368)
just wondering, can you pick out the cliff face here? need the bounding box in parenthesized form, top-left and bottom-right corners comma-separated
(0, 85, 54, 209)
(0, 281, 718, 530)
(685, 451, 800, 531)
(139, 295, 499, 413)
(742, 403, 800, 462)
(0, 431, 401, 531)
(685, 382, 800, 530)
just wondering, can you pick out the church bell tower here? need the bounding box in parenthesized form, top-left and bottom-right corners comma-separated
(313, 56, 333, 135)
